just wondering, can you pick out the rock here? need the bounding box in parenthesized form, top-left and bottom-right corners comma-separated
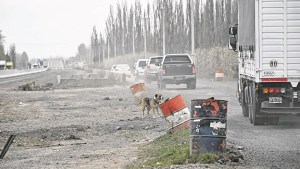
(104, 97, 110, 100)
(232, 158, 239, 163)
(144, 126, 149, 130)
(239, 154, 244, 160)
(116, 126, 122, 130)
(237, 146, 245, 150)
(65, 134, 80, 140)
(217, 159, 224, 164)
(119, 98, 123, 101)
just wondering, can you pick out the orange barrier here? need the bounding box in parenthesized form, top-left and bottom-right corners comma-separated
(159, 94, 190, 132)
(129, 83, 145, 95)
(215, 69, 225, 81)
(159, 95, 187, 117)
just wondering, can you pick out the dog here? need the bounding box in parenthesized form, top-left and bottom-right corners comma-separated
(141, 93, 163, 118)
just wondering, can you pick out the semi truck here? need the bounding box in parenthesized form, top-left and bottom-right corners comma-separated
(229, 0, 300, 125)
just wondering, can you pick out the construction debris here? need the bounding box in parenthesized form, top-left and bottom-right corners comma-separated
(18, 81, 54, 91)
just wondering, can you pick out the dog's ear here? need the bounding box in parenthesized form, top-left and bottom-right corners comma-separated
(155, 94, 158, 98)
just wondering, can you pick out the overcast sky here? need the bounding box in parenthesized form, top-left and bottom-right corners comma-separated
(0, 0, 149, 59)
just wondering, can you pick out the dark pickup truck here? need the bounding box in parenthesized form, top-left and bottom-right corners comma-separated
(156, 54, 196, 89)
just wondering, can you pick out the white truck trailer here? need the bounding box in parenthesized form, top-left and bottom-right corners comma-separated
(229, 0, 300, 125)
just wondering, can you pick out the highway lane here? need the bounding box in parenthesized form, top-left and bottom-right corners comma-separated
(0, 70, 60, 89)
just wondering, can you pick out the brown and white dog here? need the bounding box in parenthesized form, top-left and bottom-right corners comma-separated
(141, 93, 163, 118)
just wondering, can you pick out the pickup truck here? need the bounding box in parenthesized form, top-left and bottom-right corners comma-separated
(156, 54, 196, 89)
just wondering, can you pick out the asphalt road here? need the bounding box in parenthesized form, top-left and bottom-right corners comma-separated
(141, 79, 300, 169)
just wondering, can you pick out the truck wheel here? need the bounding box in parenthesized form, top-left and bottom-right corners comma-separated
(250, 83, 264, 125)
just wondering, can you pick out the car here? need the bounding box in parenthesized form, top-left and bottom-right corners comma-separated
(157, 54, 196, 89)
(111, 64, 131, 78)
(134, 59, 148, 80)
(74, 62, 87, 70)
(144, 56, 163, 83)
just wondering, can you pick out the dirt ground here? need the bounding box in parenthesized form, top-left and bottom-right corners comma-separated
(0, 85, 169, 169)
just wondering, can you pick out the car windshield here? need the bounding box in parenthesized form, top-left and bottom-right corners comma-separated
(150, 57, 163, 64)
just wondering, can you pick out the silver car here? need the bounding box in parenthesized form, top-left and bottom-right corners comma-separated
(144, 56, 163, 83)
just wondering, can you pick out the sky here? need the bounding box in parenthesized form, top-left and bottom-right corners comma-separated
(0, 0, 149, 59)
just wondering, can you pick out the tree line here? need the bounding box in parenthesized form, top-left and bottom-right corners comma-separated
(0, 30, 29, 69)
(76, 0, 238, 64)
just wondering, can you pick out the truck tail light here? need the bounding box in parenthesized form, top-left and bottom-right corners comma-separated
(263, 88, 268, 94)
(269, 88, 275, 94)
(192, 64, 196, 74)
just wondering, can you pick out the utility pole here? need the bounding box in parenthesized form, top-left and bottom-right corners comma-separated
(122, 20, 125, 56)
(132, 26, 135, 57)
(132, 10, 135, 58)
(114, 21, 117, 59)
(102, 41, 105, 61)
(98, 42, 101, 65)
(160, 2, 166, 56)
(191, 0, 195, 62)
(142, 17, 149, 59)
(107, 36, 110, 61)
(114, 33, 117, 59)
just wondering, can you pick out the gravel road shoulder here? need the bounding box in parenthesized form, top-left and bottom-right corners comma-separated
(0, 85, 168, 169)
